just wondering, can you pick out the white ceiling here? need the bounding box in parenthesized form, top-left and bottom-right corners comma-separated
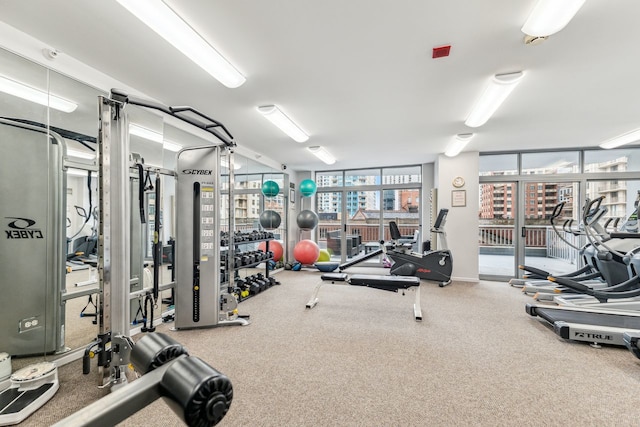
(1, 0, 640, 172)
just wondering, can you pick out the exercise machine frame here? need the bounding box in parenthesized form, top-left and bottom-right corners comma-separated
(55, 333, 232, 427)
(89, 90, 243, 388)
(306, 273, 422, 321)
(338, 209, 452, 287)
(386, 209, 452, 287)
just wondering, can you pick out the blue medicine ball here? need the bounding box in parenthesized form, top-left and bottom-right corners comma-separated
(262, 180, 280, 198)
(300, 179, 317, 198)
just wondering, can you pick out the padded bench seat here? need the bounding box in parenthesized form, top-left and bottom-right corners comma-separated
(349, 274, 420, 290)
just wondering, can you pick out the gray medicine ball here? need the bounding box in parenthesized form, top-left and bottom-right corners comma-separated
(296, 210, 319, 231)
(259, 210, 282, 230)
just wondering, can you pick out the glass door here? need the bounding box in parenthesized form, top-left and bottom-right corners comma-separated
(317, 191, 343, 262)
(382, 188, 420, 249)
(346, 190, 381, 265)
(317, 187, 421, 266)
(478, 182, 518, 280)
(522, 181, 581, 276)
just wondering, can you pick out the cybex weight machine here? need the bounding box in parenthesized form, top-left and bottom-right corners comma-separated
(85, 90, 243, 391)
(175, 146, 248, 329)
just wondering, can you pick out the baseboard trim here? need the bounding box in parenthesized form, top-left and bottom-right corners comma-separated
(452, 276, 480, 284)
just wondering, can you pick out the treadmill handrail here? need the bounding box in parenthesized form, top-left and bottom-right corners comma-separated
(550, 274, 640, 301)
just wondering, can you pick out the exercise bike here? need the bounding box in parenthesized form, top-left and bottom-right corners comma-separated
(385, 209, 453, 287)
(337, 209, 453, 287)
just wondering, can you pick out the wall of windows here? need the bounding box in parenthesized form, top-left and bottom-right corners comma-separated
(479, 148, 640, 280)
(315, 165, 422, 263)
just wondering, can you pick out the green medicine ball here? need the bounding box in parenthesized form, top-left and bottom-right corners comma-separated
(262, 180, 280, 198)
(299, 179, 317, 198)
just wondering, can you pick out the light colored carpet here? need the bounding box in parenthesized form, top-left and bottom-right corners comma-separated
(19, 268, 640, 426)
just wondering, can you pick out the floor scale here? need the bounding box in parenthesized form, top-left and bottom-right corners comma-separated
(0, 359, 59, 426)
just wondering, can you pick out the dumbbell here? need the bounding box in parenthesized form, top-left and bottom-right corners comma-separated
(250, 274, 268, 292)
(234, 255, 243, 268)
(246, 278, 261, 295)
(235, 277, 250, 293)
(255, 273, 276, 288)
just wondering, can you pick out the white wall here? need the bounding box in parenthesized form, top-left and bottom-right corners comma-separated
(436, 152, 479, 283)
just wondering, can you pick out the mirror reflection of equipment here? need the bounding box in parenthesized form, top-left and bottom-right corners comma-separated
(0, 119, 67, 356)
(0, 119, 66, 424)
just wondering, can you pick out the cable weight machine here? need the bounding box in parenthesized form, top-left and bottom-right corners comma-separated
(86, 89, 244, 390)
(174, 145, 249, 328)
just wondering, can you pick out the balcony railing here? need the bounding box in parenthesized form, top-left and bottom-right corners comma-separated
(317, 223, 417, 243)
(479, 225, 579, 263)
(546, 227, 580, 263)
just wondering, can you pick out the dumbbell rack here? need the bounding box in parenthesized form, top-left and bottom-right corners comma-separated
(220, 230, 280, 302)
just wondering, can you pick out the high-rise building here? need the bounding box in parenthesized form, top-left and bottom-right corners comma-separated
(480, 182, 574, 221)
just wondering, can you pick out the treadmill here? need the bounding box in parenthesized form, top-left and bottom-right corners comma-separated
(623, 331, 640, 358)
(526, 303, 640, 346)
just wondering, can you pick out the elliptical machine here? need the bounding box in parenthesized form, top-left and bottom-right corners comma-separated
(512, 199, 607, 290)
(386, 209, 453, 287)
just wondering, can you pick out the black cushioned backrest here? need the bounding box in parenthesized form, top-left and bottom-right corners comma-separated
(389, 221, 401, 240)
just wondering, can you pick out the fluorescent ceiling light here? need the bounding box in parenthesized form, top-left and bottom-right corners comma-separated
(522, 0, 586, 37)
(445, 134, 474, 157)
(129, 123, 163, 143)
(67, 148, 96, 160)
(257, 105, 309, 143)
(0, 75, 77, 113)
(163, 140, 183, 152)
(599, 128, 640, 149)
(465, 72, 524, 128)
(116, 0, 245, 88)
(221, 159, 242, 170)
(307, 146, 335, 165)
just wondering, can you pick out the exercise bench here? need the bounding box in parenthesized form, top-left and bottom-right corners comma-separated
(305, 273, 422, 321)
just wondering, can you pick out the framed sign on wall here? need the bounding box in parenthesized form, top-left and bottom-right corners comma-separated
(452, 190, 466, 207)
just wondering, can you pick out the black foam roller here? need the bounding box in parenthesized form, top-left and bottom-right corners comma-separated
(130, 332, 190, 375)
(161, 356, 233, 427)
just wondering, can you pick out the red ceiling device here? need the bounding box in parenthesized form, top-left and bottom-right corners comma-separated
(432, 45, 451, 59)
